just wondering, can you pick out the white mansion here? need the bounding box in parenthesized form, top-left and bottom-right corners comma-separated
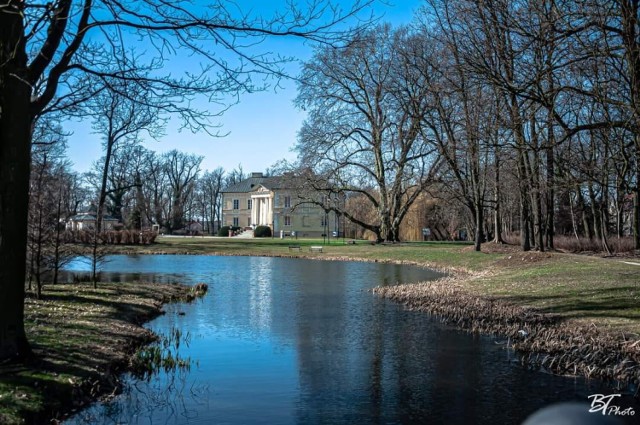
(221, 172, 340, 237)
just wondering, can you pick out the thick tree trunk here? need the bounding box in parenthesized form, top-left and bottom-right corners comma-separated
(0, 3, 32, 359)
(378, 209, 391, 242)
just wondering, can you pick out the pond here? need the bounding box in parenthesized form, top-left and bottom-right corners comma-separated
(62, 255, 636, 424)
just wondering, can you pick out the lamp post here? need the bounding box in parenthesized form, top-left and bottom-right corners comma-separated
(324, 209, 328, 245)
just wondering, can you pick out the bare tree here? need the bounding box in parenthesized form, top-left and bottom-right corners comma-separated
(163, 150, 203, 233)
(574, 0, 640, 249)
(224, 165, 247, 188)
(89, 78, 165, 233)
(197, 168, 225, 234)
(0, 0, 373, 360)
(409, 9, 499, 251)
(295, 25, 440, 242)
(27, 118, 74, 298)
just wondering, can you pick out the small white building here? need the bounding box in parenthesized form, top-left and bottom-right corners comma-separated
(66, 213, 119, 231)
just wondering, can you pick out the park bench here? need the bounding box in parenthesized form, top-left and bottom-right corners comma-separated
(288, 245, 302, 252)
(309, 246, 323, 253)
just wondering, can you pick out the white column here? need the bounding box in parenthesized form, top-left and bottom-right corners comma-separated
(251, 197, 256, 226)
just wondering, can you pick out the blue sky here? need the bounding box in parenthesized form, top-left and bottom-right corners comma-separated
(64, 0, 424, 175)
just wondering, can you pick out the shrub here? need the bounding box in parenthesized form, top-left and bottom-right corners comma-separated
(504, 233, 636, 254)
(554, 235, 635, 254)
(218, 226, 241, 237)
(61, 229, 159, 245)
(254, 225, 272, 238)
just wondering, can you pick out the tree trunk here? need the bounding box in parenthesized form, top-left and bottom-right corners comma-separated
(635, 166, 640, 249)
(519, 191, 531, 250)
(532, 188, 544, 251)
(575, 186, 592, 239)
(35, 206, 44, 298)
(133, 173, 144, 230)
(492, 149, 504, 244)
(52, 191, 63, 285)
(379, 209, 391, 242)
(587, 181, 601, 240)
(569, 191, 580, 240)
(0, 2, 32, 359)
(91, 239, 99, 289)
(97, 138, 115, 234)
(545, 140, 555, 250)
(510, 93, 531, 251)
(474, 204, 483, 252)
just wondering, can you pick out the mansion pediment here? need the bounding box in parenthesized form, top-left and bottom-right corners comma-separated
(251, 184, 272, 195)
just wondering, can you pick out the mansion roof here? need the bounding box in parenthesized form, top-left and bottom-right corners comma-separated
(222, 172, 286, 193)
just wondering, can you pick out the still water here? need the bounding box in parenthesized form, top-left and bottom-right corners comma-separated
(62, 255, 635, 424)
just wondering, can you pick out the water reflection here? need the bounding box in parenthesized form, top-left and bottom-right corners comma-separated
(63, 255, 638, 425)
(248, 257, 273, 332)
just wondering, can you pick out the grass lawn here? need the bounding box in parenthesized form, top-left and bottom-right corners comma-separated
(119, 236, 640, 334)
(0, 282, 199, 425)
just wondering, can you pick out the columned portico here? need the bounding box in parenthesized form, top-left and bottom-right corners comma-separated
(251, 189, 274, 227)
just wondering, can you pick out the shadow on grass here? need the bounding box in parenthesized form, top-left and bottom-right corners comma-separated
(1, 282, 192, 424)
(501, 285, 640, 323)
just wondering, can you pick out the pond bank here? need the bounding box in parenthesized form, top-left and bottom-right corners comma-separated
(373, 276, 640, 387)
(0, 282, 206, 425)
(75, 239, 640, 389)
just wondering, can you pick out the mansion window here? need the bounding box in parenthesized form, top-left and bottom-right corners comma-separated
(233, 199, 239, 210)
(284, 215, 291, 226)
(248, 199, 252, 209)
(284, 196, 291, 208)
(233, 217, 239, 226)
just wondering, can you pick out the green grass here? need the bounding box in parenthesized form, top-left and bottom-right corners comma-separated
(0, 282, 195, 424)
(481, 255, 640, 329)
(117, 237, 498, 270)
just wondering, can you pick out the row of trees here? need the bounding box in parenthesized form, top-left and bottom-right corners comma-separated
(27, 118, 253, 294)
(291, 0, 640, 252)
(27, 70, 259, 291)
